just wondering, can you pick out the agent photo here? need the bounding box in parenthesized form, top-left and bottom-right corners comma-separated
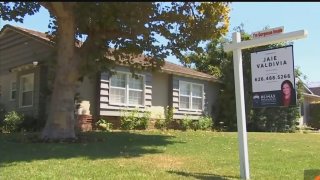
(280, 80, 296, 107)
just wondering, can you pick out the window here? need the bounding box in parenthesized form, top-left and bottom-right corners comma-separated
(20, 73, 34, 107)
(10, 81, 17, 100)
(179, 81, 203, 110)
(109, 72, 144, 106)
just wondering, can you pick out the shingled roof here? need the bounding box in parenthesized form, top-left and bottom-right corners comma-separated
(309, 87, 320, 96)
(1, 24, 220, 82)
(13, 25, 51, 41)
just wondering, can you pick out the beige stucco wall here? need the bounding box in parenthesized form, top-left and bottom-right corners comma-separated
(152, 72, 169, 107)
(76, 76, 97, 117)
(150, 72, 169, 119)
(0, 72, 18, 111)
(0, 66, 42, 119)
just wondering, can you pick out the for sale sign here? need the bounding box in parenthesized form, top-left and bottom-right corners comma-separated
(251, 45, 296, 108)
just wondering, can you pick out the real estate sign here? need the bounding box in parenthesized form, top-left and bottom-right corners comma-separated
(251, 26, 284, 39)
(251, 45, 296, 108)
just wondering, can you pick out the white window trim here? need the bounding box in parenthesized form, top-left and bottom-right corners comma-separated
(19, 73, 34, 108)
(178, 80, 204, 111)
(109, 71, 145, 107)
(10, 81, 17, 101)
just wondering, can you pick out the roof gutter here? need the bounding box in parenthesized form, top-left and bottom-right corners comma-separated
(161, 68, 222, 83)
(303, 93, 320, 99)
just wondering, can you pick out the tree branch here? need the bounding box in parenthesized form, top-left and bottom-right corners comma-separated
(39, 2, 53, 12)
(43, 2, 76, 19)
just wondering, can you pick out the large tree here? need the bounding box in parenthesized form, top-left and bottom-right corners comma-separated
(0, 2, 230, 139)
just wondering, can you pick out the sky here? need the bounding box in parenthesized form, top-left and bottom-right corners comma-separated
(0, 2, 319, 86)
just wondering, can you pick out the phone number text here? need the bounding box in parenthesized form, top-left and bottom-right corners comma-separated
(254, 74, 291, 82)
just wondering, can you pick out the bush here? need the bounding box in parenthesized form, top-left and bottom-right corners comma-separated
(178, 115, 213, 131)
(249, 106, 300, 132)
(120, 109, 150, 130)
(180, 115, 192, 131)
(164, 106, 174, 129)
(0, 103, 6, 123)
(135, 111, 150, 130)
(198, 116, 213, 130)
(2, 111, 24, 133)
(96, 118, 113, 131)
(189, 119, 200, 131)
(185, 116, 213, 131)
(155, 119, 166, 130)
(154, 106, 174, 130)
(309, 103, 320, 129)
(121, 113, 134, 130)
(19, 116, 42, 132)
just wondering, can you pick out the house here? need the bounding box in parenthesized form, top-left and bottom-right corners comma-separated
(300, 83, 320, 127)
(0, 24, 221, 128)
(308, 86, 320, 96)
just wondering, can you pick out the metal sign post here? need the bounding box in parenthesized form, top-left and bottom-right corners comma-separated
(223, 29, 307, 180)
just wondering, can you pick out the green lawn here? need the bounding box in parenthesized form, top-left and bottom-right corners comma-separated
(0, 130, 319, 180)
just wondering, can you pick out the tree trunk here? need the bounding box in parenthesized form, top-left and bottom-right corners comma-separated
(41, 4, 80, 140)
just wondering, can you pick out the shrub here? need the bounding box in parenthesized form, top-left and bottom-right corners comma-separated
(0, 103, 6, 123)
(177, 115, 213, 131)
(120, 109, 150, 130)
(120, 109, 136, 130)
(96, 118, 113, 131)
(155, 119, 166, 130)
(19, 116, 42, 132)
(198, 116, 213, 130)
(189, 119, 200, 131)
(135, 111, 150, 130)
(0, 104, 6, 132)
(187, 116, 213, 131)
(164, 106, 174, 129)
(308, 103, 320, 129)
(2, 111, 24, 133)
(180, 115, 192, 131)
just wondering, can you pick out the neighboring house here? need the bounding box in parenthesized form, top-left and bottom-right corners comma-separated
(0, 25, 221, 127)
(309, 86, 320, 96)
(300, 82, 320, 127)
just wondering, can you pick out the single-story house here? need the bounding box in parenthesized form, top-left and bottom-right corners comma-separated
(0, 24, 221, 128)
(300, 83, 320, 127)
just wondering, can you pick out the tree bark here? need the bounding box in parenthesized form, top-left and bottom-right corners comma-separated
(41, 3, 80, 140)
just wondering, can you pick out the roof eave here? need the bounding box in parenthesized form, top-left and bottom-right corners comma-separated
(2, 24, 54, 47)
(303, 93, 320, 99)
(162, 68, 222, 83)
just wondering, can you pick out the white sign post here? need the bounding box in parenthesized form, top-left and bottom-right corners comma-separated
(223, 29, 307, 180)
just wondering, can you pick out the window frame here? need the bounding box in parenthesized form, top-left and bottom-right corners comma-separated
(109, 71, 145, 107)
(19, 73, 34, 108)
(10, 81, 17, 101)
(178, 80, 204, 111)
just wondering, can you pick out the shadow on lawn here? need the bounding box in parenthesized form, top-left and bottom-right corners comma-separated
(0, 131, 182, 166)
(167, 170, 238, 180)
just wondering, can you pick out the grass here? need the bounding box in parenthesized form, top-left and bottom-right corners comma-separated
(0, 130, 319, 179)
